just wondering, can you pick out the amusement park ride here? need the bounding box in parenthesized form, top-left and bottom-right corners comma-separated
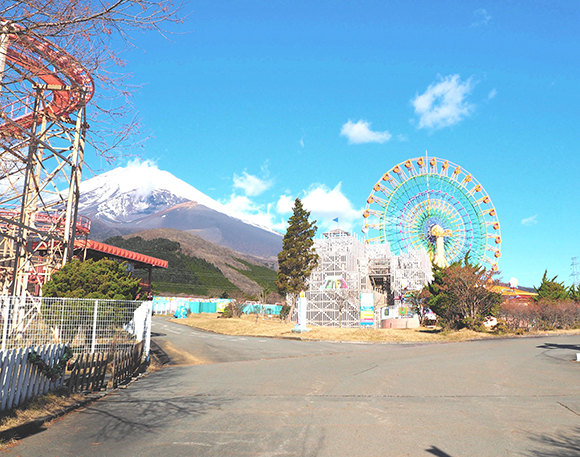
(362, 155, 501, 272)
(0, 21, 93, 297)
(0, 20, 502, 302)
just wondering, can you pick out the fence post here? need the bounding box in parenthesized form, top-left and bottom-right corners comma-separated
(144, 301, 152, 361)
(1, 297, 8, 351)
(91, 299, 98, 354)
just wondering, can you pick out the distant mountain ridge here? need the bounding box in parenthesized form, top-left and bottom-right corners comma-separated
(114, 228, 277, 296)
(105, 229, 279, 298)
(78, 164, 283, 261)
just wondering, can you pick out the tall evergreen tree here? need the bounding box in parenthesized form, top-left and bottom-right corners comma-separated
(276, 198, 319, 323)
(569, 283, 580, 303)
(534, 270, 569, 302)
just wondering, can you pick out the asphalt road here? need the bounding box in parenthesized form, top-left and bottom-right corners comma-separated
(6, 317, 580, 457)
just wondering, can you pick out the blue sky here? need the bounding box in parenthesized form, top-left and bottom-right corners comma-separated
(84, 0, 580, 288)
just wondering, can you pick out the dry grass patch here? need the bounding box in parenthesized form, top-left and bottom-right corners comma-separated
(297, 326, 499, 343)
(171, 313, 503, 343)
(173, 313, 296, 337)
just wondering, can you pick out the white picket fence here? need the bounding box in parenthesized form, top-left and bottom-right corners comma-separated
(0, 344, 67, 412)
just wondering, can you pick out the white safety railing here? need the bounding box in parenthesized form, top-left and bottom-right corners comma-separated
(0, 297, 152, 355)
(0, 298, 153, 412)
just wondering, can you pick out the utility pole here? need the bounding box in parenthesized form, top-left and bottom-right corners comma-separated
(571, 257, 580, 287)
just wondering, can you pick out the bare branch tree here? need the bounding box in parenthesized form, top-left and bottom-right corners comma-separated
(1, 0, 189, 159)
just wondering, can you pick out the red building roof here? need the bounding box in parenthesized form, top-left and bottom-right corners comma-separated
(75, 239, 168, 269)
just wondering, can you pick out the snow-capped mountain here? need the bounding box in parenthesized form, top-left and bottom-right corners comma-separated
(81, 164, 235, 222)
(78, 163, 283, 260)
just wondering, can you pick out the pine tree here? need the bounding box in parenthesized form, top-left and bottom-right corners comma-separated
(570, 283, 580, 303)
(41, 259, 142, 342)
(534, 270, 569, 302)
(276, 198, 319, 323)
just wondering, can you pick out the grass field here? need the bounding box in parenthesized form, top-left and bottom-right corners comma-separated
(171, 313, 580, 343)
(172, 313, 500, 342)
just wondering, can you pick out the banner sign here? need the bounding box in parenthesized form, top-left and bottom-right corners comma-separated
(360, 292, 374, 326)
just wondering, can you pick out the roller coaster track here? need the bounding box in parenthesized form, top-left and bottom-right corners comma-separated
(0, 21, 94, 133)
(0, 21, 94, 296)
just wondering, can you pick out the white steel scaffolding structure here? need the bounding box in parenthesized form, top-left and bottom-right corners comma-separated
(304, 229, 433, 327)
(305, 229, 366, 328)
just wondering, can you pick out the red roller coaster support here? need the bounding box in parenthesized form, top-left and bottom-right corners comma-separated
(0, 20, 94, 297)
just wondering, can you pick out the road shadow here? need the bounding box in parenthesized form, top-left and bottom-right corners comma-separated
(417, 328, 443, 335)
(80, 393, 232, 443)
(537, 342, 580, 351)
(426, 446, 454, 456)
(0, 419, 48, 442)
(527, 427, 580, 456)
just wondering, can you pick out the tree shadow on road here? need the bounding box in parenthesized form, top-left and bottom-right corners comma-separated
(536, 342, 580, 351)
(80, 394, 232, 443)
(527, 427, 580, 456)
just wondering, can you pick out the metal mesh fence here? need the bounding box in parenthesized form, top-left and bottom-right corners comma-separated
(1, 296, 150, 353)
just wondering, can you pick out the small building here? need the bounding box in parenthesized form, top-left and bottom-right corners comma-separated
(74, 239, 168, 296)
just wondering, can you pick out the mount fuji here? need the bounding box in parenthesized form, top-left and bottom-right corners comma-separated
(78, 164, 283, 261)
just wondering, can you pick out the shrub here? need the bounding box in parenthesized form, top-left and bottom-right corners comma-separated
(220, 301, 243, 319)
(428, 258, 502, 331)
(499, 299, 580, 331)
(460, 316, 486, 332)
(279, 304, 291, 321)
(492, 320, 509, 335)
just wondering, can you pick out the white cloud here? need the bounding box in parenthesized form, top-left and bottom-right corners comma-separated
(521, 215, 538, 226)
(125, 158, 158, 169)
(340, 119, 392, 144)
(488, 88, 497, 100)
(301, 183, 363, 232)
(216, 168, 285, 231)
(276, 194, 295, 214)
(412, 74, 476, 129)
(221, 194, 286, 232)
(471, 8, 491, 27)
(221, 174, 363, 235)
(232, 171, 272, 197)
(121, 159, 160, 196)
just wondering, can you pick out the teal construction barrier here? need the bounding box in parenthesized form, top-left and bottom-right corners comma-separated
(200, 302, 217, 313)
(188, 301, 200, 314)
(242, 304, 282, 315)
(153, 296, 232, 314)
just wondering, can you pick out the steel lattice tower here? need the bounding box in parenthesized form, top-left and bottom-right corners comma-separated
(0, 22, 93, 297)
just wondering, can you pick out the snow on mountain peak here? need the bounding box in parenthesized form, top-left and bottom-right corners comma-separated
(80, 162, 228, 214)
(79, 161, 281, 235)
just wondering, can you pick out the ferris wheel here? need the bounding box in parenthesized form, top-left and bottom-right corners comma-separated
(362, 154, 501, 271)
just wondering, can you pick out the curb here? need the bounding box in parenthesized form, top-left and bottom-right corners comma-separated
(149, 338, 171, 365)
